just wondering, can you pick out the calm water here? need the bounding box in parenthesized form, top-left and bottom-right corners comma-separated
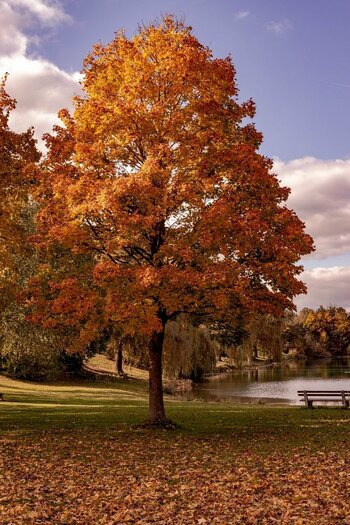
(193, 358, 350, 404)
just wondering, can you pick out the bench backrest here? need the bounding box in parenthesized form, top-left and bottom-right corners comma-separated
(297, 390, 350, 397)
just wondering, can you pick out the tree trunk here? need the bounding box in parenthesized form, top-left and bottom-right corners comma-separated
(116, 341, 124, 376)
(114, 337, 126, 377)
(149, 328, 166, 422)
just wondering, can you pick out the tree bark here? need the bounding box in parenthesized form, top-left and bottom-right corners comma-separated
(149, 328, 166, 422)
(116, 341, 124, 376)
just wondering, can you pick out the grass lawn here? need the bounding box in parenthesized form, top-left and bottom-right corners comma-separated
(1, 372, 350, 524)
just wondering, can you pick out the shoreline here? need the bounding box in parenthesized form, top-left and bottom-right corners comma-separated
(194, 394, 293, 406)
(202, 359, 279, 381)
(201, 354, 345, 382)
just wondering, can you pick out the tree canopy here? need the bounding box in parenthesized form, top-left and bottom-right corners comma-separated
(28, 16, 314, 422)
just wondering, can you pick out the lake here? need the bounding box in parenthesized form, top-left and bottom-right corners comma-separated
(192, 357, 350, 404)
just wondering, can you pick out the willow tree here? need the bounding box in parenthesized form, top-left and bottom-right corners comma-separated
(30, 17, 313, 423)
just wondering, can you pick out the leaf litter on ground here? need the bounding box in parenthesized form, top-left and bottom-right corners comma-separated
(1, 428, 350, 524)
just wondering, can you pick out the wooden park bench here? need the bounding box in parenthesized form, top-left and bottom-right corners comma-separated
(298, 390, 350, 408)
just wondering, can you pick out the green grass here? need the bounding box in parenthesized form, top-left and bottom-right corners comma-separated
(0, 373, 149, 430)
(1, 373, 350, 453)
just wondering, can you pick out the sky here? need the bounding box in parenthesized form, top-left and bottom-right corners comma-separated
(1, 0, 349, 311)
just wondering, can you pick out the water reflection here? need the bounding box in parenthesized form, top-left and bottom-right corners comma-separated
(193, 357, 350, 404)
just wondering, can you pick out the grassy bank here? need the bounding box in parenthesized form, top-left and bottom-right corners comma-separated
(1, 372, 350, 449)
(1, 373, 350, 524)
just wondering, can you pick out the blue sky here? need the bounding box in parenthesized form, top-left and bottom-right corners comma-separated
(1, 0, 350, 310)
(37, 0, 350, 162)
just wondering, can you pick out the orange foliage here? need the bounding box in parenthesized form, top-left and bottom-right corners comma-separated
(29, 17, 313, 343)
(0, 76, 40, 310)
(30, 17, 313, 339)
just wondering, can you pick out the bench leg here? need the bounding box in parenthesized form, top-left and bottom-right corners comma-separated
(304, 400, 313, 408)
(341, 392, 349, 408)
(304, 394, 313, 408)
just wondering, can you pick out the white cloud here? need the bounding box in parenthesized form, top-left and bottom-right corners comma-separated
(3, 55, 80, 142)
(266, 19, 292, 35)
(0, 2, 28, 56)
(275, 157, 350, 309)
(275, 157, 350, 260)
(295, 266, 350, 311)
(6, 0, 71, 24)
(236, 10, 250, 20)
(0, 0, 78, 146)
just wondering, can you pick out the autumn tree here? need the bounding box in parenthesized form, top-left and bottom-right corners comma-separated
(302, 306, 350, 356)
(0, 79, 93, 380)
(29, 17, 313, 424)
(0, 76, 40, 311)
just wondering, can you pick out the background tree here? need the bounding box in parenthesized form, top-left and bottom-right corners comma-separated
(238, 314, 285, 363)
(163, 315, 216, 381)
(0, 78, 66, 381)
(0, 76, 40, 312)
(302, 306, 350, 356)
(104, 316, 216, 381)
(0, 303, 75, 381)
(29, 16, 314, 423)
(0, 76, 99, 377)
(0, 231, 99, 380)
